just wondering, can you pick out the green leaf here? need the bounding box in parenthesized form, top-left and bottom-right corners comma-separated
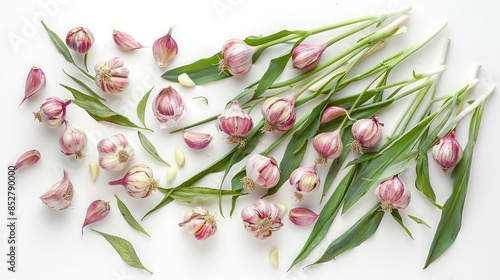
(321, 130, 353, 200)
(115, 195, 150, 237)
(161, 53, 228, 85)
(137, 131, 170, 166)
(289, 165, 357, 270)
(415, 154, 442, 209)
(91, 229, 152, 274)
(63, 70, 105, 101)
(390, 209, 413, 239)
(158, 186, 245, 204)
(137, 87, 154, 129)
(252, 52, 292, 99)
(141, 195, 174, 221)
(423, 104, 484, 269)
(310, 203, 384, 266)
(408, 215, 431, 229)
(41, 21, 75, 65)
(244, 30, 302, 46)
(61, 84, 149, 131)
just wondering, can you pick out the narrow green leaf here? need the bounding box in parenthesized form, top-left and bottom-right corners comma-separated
(252, 52, 292, 99)
(63, 70, 105, 101)
(41, 21, 75, 64)
(141, 193, 174, 221)
(289, 165, 357, 270)
(137, 131, 170, 166)
(137, 87, 154, 129)
(91, 229, 152, 274)
(424, 104, 484, 269)
(114, 195, 150, 237)
(391, 210, 413, 239)
(310, 203, 384, 266)
(161, 53, 228, 85)
(158, 186, 245, 204)
(408, 215, 431, 229)
(415, 154, 442, 209)
(244, 30, 301, 46)
(321, 130, 353, 200)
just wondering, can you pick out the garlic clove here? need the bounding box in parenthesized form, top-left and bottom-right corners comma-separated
(182, 131, 213, 150)
(174, 148, 185, 167)
(82, 200, 110, 236)
(274, 202, 287, 219)
(14, 149, 41, 171)
(178, 73, 196, 87)
(269, 249, 279, 267)
(40, 169, 74, 210)
(21, 66, 46, 107)
(166, 166, 177, 184)
(59, 120, 87, 159)
(320, 106, 349, 124)
(89, 161, 100, 181)
(112, 29, 145, 51)
(152, 27, 178, 68)
(152, 86, 187, 129)
(288, 207, 319, 226)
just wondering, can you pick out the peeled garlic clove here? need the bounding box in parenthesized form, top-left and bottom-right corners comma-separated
(89, 161, 100, 181)
(178, 73, 196, 87)
(174, 148, 185, 167)
(166, 166, 177, 184)
(269, 249, 279, 267)
(82, 200, 110, 236)
(274, 202, 287, 219)
(182, 131, 213, 150)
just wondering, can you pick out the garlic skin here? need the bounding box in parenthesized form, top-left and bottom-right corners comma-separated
(216, 100, 254, 147)
(97, 134, 135, 172)
(241, 154, 280, 190)
(112, 29, 145, 51)
(94, 57, 130, 95)
(289, 164, 320, 201)
(182, 131, 213, 150)
(66, 26, 94, 54)
(179, 206, 217, 240)
(20, 66, 46, 107)
(260, 97, 296, 132)
(291, 43, 326, 71)
(108, 164, 158, 198)
(34, 97, 71, 128)
(152, 27, 178, 68)
(241, 199, 283, 240)
(59, 121, 87, 159)
(313, 129, 344, 164)
(40, 169, 74, 210)
(14, 150, 41, 171)
(431, 130, 463, 171)
(152, 86, 187, 129)
(375, 175, 411, 213)
(288, 207, 319, 226)
(350, 116, 384, 153)
(219, 38, 256, 76)
(320, 106, 349, 124)
(82, 200, 110, 235)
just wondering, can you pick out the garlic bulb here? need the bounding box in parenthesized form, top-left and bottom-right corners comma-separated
(375, 175, 411, 213)
(350, 116, 384, 153)
(431, 130, 463, 171)
(313, 129, 343, 164)
(34, 96, 71, 129)
(241, 154, 280, 190)
(97, 134, 135, 172)
(241, 199, 283, 240)
(108, 164, 158, 198)
(219, 38, 256, 76)
(59, 121, 87, 159)
(260, 97, 296, 132)
(94, 57, 130, 95)
(289, 164, 320, 201)
(179, 206, 217, 240)
(152, 86, 187, 129)
(216, 100, 254, 147)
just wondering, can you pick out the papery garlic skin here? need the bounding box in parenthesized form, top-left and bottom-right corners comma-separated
(152, 86, 187, 129)
(219, 39, 256, 76)
(291, 43, 326, 71)
(375, 175, 410, 213)
(14, 150, 41, 171)
(241, 154, 280, 190)
(261, 97, 296, 132)
(320, 106, 349, 124)
(82, 200, 110, 235)
(97, 134, 135, 172)
(431, 130, 463, 171)
(350, 116, 384, 153)
(21, 66, 46, 106)
(182, 131, 213, 150)
(66, 27, 94, 54)
(34, 97, 71, 128)
(241, 199, 283, 240)
(179, 206, 217, 240)
(313, 129, 343, 164)
(108, 164, 158, 198)
(152, 27, 178, 67)
(112, 29, 145, 51)
(40, 169, 74, 210)
(288, 207, 319, 226)
(216, 100, 254, 147)
(289, 164, 320, 201)
(94, 57, 130, 95)
(59, 121, 87, 159)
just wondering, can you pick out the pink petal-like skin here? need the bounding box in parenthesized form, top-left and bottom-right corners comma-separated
(34, 97, 71, 128)
(261, 97, 296, 131)
(241, 199, 283, 240)
(59, 121, 87, 159)
(40, 169, 74, 210)
(320, 106, 348, 124)
(152, 27, 178, 67)
(182, 131, 213, 150)
(352, 116, 384, 148)
(245, 155, 280, 189)
(288, 207, 319, 226)
(289, 164, 320, 194)
(313, 129, 343, 163)
(94, 57, 130, 95)
(152, 86, 187, 129)
(66, 27, 94, 54)
(431, 130, 463, 171)
(375, 175, 411, 213)
(179, 206, 217, 240)
(112, 29, 145, 51)
(220, 38, 256, 76)
(97, 134, 135, 172)
(108, 164, 158, 198)
(20, 66, 46, 107)
(216, 100, 253, 137)
(291, 43, 326, 71)
(82, 200, 110, 235)
(14, 150, 41, 171)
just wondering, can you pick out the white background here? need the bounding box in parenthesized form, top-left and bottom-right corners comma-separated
(1, 0, 499, 279)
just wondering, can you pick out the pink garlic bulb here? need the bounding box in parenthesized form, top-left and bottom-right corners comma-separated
(34, 96, 71, 129)
(241, 154, 280, 190)
(289, 164, 320, 201)
(97, 134, 135, 172)
(313, 129, 343, 164)
(350, 116, 384, 153)
(179, 206, 217, 240)
(375, 175, 410, 213)
(219, 38, 256, 76)
(66, 26, 94, 54)
(59, 121, 87, 159)
(108, 164, 158, 198)
(216, 100, 254, 147)
(431, 130, 463, 171)
(261, 97, 296, 132)
(241, 199, 283, 240)
(152, 86, 187, 129)
(291, 43, 327, 71)
(94, 57, 130, 95)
